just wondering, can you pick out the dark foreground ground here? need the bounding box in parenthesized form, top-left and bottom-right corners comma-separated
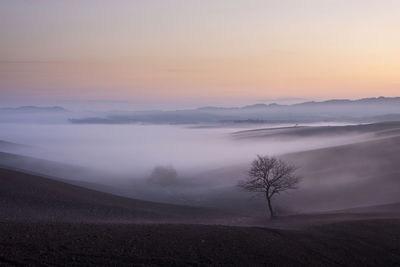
(1, 219, 400, 266)
(2, 154, 400, 266)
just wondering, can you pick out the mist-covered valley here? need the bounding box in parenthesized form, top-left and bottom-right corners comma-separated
(2, 116, 400, 216)
(4, 0, 400, 264)
(3, 103, 400, 267)
(0, 123, 367, 175)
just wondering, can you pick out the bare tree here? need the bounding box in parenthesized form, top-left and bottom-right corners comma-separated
(238, 155, 300, 218)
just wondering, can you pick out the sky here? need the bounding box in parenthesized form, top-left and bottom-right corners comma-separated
(0, 0, 399, 109)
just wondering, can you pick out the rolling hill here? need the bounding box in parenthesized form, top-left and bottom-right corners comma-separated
(0, 168, 233, 224)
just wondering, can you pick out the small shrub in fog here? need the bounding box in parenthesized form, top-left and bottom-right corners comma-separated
(148, 166, 178, 186)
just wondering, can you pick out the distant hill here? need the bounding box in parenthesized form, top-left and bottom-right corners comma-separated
(0, 106, 67, 113)
(0, 140, 33, 156)
(199, 96, 400, 110)
(0, 140, 26, 150)
(0, 106, 70, 123)
(70, 97, 400, 125)
(0, 150, 98, 183)
(233, 121, 400, 139)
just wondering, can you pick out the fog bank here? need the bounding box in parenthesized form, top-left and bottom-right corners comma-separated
(0, 123, 367, 177)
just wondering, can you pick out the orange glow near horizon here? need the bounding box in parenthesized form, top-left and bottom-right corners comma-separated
(1, 1, 400, 106)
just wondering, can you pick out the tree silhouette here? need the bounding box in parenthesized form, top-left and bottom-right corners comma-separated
(238, 155, 300, 218)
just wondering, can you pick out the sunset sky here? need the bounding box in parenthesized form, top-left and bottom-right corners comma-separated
(1, 0, 399, 109)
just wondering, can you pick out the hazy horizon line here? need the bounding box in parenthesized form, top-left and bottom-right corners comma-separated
(1, 95, 399, 112)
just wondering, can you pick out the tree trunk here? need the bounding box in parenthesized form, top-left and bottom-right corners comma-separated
(266, 197, 274, 218)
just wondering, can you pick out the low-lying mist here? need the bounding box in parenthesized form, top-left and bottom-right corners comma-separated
(0, 123, 365, 177)
(2, 121, 398, 215)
